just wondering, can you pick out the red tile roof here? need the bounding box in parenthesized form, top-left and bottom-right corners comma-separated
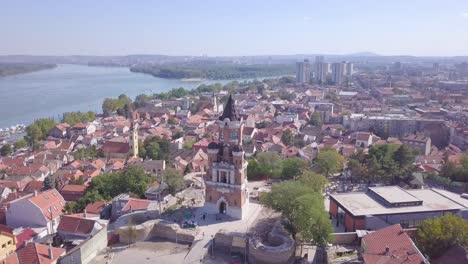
(5, 242, 65, 264)
(23, 181, 44, 193)
(15, 228, 37, 249)
(84, 201, 107, 215)
(362, 224, 426, 264)
(57, 215, 96, 235)
(28, 190, 65, 221)
(101, 141, 130, 154)
(121, 198, 151, 212)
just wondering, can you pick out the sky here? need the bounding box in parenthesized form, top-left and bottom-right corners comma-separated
(1, 0, 468, 57)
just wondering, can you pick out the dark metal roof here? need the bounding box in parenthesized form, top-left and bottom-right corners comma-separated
(218, 94, 240, 121)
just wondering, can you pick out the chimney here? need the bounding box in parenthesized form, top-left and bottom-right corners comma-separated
(48, 244, 53, 260)
(34, 190, 38, 197)
(385, 246, 390, 256)
(83, 209, 88, 218)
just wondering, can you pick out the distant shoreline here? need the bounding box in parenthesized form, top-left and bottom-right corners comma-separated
(0, 63, 57, 78)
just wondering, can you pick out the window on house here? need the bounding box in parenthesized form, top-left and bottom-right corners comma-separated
(59, 201, 64, 206)
(7, 241, 11, 245)
(2, 244, 5, 248)
(53, 205, 58, 211)
(44, 195, 49, 199)
(231, 131, 238, 140)
(48, 208, 52, 213)
(400, 220, 410, 228)
(52, 192, 57, 196)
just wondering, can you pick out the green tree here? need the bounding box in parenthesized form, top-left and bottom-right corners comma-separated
(254, 152, 283, 179)
(298, 171, 328, 193)
(281, 158, 307, 180)
(163, 168, 185, 195)
(415, 213, 468, 259)
(309, 112, 323, 127)
(292, 193, 333, 246)
(74, 146, 98, 161)
(281, 129, 295, 146)
(14, 139, 28, 150)
(25, 118, 57, 149)
(0, 144, 13, 157)
(183, 139, 196, 150)
(43, 175, 54, 190)
(62, 111, 96, 125)
(261, 178, 332, 245)
(316, 149, 344, 177)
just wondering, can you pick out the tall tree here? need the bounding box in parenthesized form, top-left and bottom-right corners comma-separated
(163, 168, 185, 195)
(281, 129, 295, 146)
(415, 213, 468, 259)
(281, 158, 308, 180)
(316, 149, 344, 177)
(0, 144, 12, 157)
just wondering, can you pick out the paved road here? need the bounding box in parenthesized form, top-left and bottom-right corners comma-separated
(182, 202, 263, 263)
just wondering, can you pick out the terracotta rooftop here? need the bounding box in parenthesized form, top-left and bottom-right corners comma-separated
(27, 189, 65, 220)
(57, 215, 97, 235)
(362, 224, 427, 264)
(5, 242, 65, 264)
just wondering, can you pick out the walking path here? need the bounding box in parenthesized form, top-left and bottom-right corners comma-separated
(182, 202, 263, 263)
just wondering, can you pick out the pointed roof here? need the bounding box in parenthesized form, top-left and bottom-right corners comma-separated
(219, 94, 240, 121)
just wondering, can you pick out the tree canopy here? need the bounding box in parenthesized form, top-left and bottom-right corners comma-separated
(61, 111, 96, 125)
(25, 118, 57, 150)
(415, 213, 468, 260)
(64, 167, 153, 213)
(316, 148, 344, 177)
(261, 171, 331, 246)
(347, 144, 416, 184)
(0, 144, 13, 157)
(247, 152, 283, 179)
(162, 168, 185, 195)
(102, 94, 133, 117)
(139, 136, 170, 161)
(281, 129, 295, 146)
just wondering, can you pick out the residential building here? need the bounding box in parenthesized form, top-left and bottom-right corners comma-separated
(361, 224, 428, 264)
(296, 59, 311, 83)
(4, 242, 65, 264)
(6, 190, 65, 236)
(331, 62, 345, 85)
(400, 134, 432, 155)
(60, 185, 87, 202)
(205, 95, 249, 219)
(345, 62, 354, 76)
(0, 227, 16, 260)
(67, 123, 96, 138)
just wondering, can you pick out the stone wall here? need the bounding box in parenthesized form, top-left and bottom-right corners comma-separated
(59, 224, 108, 264)
(113, 210, 160, 229)
(116, 219, 197, 245)
(331, 232, 358, 245)
(248, 221, 295, 264)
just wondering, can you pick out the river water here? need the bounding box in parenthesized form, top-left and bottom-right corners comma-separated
(0, 64, 233, 128)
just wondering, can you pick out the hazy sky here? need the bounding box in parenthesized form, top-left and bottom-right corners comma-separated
(1, 0, 468, 56)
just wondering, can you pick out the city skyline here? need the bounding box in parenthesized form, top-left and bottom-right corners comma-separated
(1, 0, 468, 56)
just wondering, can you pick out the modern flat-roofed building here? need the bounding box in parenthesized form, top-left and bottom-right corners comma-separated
(296, 59, 311, 83)
(329, 186, 468, 232)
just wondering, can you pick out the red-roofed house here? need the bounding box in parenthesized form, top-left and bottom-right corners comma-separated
(361, 224, 428, 264)
(6, 190, 65, 236)
(111, 194, 158, 220)
(57, 215, 103, 241)
(23, 181, 44, 194)
(59, 185, 87, 202)
(5, 242, 65, 264)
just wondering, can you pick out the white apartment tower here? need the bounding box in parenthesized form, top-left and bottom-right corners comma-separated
(296, 59, 311, 83)
(332, 62, 346, 85)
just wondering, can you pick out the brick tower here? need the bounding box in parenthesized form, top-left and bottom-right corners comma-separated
(204, 94, 249, 219)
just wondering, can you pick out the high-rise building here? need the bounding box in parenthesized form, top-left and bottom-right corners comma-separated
(433, 63, 440, 73)
(332, 62, 345, 85)
(315, 56, 327, 83)
(296, 59, 311, 83)
(345, 62, 354, 76)
(205, 95, 249, 219)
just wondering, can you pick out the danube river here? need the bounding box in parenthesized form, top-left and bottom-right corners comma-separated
(0, 64, 234, 128)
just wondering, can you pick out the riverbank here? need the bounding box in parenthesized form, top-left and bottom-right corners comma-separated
(0, 63, 56, 77)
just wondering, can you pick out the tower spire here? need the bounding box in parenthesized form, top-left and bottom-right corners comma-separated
(219, 94, 239, 121)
